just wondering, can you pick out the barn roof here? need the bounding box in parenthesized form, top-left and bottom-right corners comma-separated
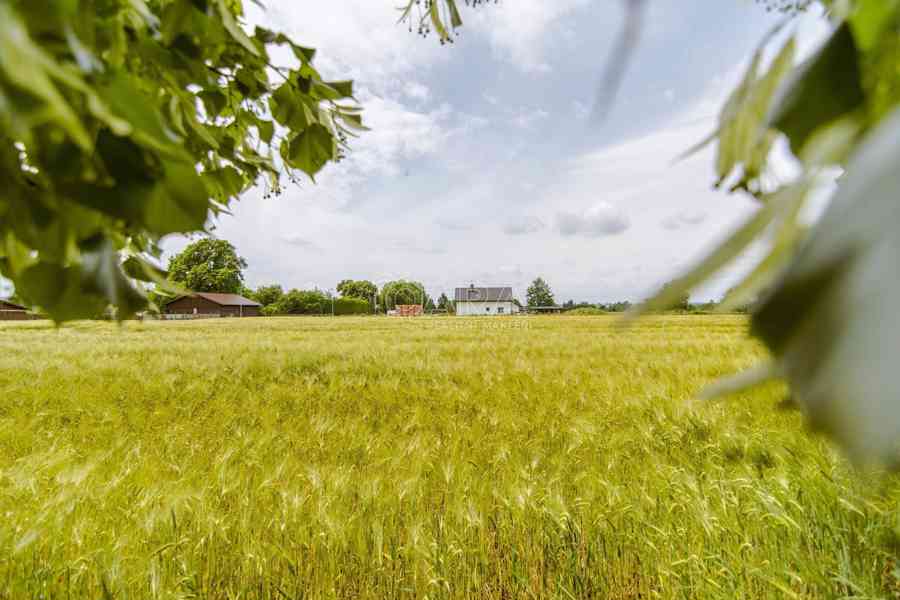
(454, 286, 514, 302)
(195, 292, 261, 307)
(0, 299, 27, 310)
(165, 292, 261, 307)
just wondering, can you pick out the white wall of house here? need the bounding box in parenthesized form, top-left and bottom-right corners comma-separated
(456, 301, 516, 316)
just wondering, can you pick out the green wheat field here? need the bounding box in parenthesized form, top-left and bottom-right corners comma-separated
(1, 315, 899, 599)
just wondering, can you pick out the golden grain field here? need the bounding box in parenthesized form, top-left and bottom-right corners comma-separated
(1, 315, 898, 599)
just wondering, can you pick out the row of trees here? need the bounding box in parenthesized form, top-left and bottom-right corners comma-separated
(160, 239, 729, 316)
(245, 281, 460, 316)
(160, 239, 457, 315)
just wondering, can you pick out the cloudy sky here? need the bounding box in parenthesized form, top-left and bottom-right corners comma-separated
(164, 0, 832, 303)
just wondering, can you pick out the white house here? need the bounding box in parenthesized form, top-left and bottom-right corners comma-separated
(454, 285, 519, 316)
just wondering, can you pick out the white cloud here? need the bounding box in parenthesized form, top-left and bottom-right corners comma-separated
(435, 216, 473, 231)
(348, 94, 452, 177)
(468, 0, 591, 72)
(247, 2, 444, 87)
(573, 100, 590, 120)
(403, 81, 431, 101)
(281, 235, 320, 249)
(661, 210, 708, 230)
(512, 107, 550, 129)
(555, 203, 630, 237)
(503, 215, 545, 235)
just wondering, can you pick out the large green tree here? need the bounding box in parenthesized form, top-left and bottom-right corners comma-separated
(526, 277, 555, 308)
(0, 0, 361, 321)
(251, 284, 284, 307)
(168, 238, 246, 294)
(380, 280, 426, 311)
(336, 279, 377, 302)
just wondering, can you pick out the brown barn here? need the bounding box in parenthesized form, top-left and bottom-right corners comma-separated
(0, 299, 37, 321)
(163, 292, 261, 317)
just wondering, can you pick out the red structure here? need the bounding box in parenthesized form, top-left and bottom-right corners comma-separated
(396, 304, 424, 317)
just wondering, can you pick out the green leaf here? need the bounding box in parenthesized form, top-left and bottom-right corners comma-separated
(161, 0, 197, 45)
(850, 0, 899, 51)
(144, 161, 211, 234)
(283, 123, 335, 180)
(717, 181, 811, 313)
(216, 0, 260, 56)
(80, 236, 147, 319)
(337, 111, 367, 131)
(0, 5, 91, 149)
(269, 82, 316, 130)
(17, 263, 94, 321)
(254, 26, 277, 44)
(769, 23, 866, 157)
(323, 80, 354, 99)
(199, 89, 228, 117)
(625, 184, 805, 320)
(204, 165, 245, 199)
(446, 0, 463, 28)
(122, 255, 167, 283)
(257, 118, 274, 143)
(291, 44, 316, 64)
(703, 29, 795, 194)
(752, 107, 900, 464)
(97, 73, 186, 157)
(429, 0, 450, 41)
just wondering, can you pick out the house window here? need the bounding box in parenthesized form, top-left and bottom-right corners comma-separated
(498, 307, 505, 314)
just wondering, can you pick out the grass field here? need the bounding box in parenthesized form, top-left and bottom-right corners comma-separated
(1, 315, 899, 599)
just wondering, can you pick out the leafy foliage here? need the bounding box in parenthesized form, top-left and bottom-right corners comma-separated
(168, 238, 246, 294)
(600, 301, 632, 313)
(250, 283, 284, 307)
(336, 279, 377, 303)
(334, 296, 370, 315)
(659, 282, 690, 311)
(629, 0, 900, 463)
(526, 277, 555, 307)
(0, 0, 360, 321)
(267, 288, 329, 315)
(380, 280, 426, 311)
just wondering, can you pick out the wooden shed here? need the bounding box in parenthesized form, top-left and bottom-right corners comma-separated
(163, 292, 261, 317)
(0, 299, 36, 321)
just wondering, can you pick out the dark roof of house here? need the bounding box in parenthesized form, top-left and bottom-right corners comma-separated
(165, 292, 261, 307)
(454, 286, 514, 302)
(0, 299, 27, 310)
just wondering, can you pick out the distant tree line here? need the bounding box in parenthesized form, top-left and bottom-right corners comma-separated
(243, 279, 442, 317)
(149, 240, 746, 316)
